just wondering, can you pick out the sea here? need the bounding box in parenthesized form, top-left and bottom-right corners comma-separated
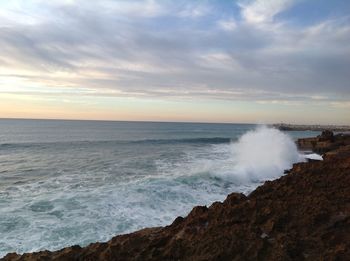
(0, 119, 320, 257)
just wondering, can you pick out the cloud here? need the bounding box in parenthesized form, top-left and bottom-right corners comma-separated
(0, 0, 349, 109)
(178, 3, 210, 18)
(217, 18, 237, 31)
(331, 101, 350, 109)
(239, 0, 295, 24)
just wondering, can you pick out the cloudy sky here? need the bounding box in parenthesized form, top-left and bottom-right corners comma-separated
(0, 0, 349, 124)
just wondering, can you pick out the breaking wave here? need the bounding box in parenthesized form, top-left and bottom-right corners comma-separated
(212, 126, 304, 182)
(0, 125, 308, 257)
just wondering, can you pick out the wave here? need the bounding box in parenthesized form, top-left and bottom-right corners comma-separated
(131, 137, 232, 145)
(0, 126, 307, 257)
(214, 126, 305, 182)
(0, 137, 232, 150)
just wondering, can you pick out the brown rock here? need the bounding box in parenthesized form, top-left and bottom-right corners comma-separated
(297, 131, 350, 154)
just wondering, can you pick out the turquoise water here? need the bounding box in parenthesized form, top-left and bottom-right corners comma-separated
(0, 119, 320, 257)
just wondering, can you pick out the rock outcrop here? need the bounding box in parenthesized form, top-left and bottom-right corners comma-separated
(297, 131, 350, 154)
(3, 134, 350, 261)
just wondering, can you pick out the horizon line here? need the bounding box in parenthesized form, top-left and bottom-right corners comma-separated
(0, 117, 349, 127)
(0, 117, 256, 125)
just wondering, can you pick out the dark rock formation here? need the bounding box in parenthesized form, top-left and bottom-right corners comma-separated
(297, 131, 350, 154)
(3, 136, 350, 261)
(318, 130, 334, 141)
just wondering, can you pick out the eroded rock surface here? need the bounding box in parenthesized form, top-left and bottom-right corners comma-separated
(297, 131, 350, 154)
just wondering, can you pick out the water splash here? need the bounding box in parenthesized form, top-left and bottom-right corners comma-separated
(229, 126, 304, 182)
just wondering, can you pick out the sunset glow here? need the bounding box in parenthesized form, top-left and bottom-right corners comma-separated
(0, 0, 349, 124)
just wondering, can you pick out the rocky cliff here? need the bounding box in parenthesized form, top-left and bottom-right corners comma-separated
(297, 130, 350, 154)
(3, 133, 350, 261)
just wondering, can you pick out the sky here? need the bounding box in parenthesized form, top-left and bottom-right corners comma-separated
(0, 0, 349, 124)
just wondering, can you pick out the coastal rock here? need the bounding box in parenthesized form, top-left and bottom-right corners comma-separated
(297, 131, 350, 154)
(3, 138, 350, 260)
(324, 145, 350, 160)
(318, 130, 334, 141)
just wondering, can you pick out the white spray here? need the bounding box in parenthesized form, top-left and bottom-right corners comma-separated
(229, 126, 304, 182)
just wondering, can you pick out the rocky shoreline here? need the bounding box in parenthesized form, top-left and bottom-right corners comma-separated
(297, 130, 350, 154)
(3, 132, 350, 261)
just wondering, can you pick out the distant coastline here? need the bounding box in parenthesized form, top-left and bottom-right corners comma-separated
(272, 123, 350, 132)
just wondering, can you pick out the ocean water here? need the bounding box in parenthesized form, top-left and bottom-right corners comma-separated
(0, 119, 320, 257)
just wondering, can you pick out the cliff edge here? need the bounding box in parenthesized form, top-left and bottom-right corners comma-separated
(297, 130, 350, 154)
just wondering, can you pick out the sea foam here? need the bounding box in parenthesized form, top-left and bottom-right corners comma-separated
(0, 124, 308, 257)
(227, 126, 304, 182)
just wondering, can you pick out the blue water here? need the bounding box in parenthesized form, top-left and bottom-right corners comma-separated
(0, 119, 320, 257)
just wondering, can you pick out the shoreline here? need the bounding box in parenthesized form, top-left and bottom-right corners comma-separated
(3, 132, 350, 260)
(272, 123, 350, 132)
